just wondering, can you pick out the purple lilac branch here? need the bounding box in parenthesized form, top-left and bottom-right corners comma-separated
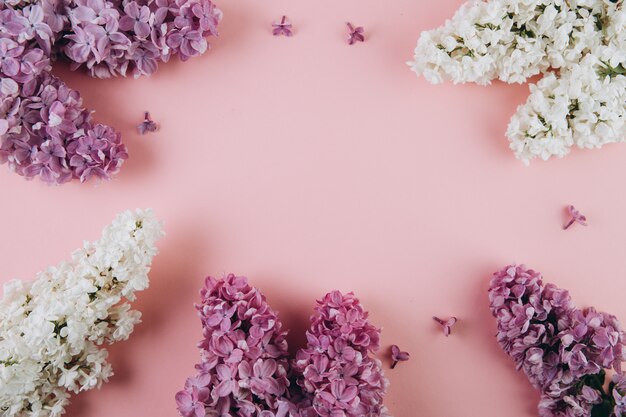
(175, 276, 391, 417)
(489, 264, 626, 417)
(0, 0, 221, 184)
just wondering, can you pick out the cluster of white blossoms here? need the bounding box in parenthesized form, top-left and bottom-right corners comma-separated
(0, 209, 163, 417)
(409, 0, 625, 163)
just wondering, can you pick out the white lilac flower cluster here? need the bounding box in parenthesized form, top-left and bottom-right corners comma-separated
(0, 209, 163, 417)
(409, 0, 626, 163)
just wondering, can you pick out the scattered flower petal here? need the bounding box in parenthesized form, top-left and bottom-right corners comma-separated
(176, 274, 290, 416)
(433, 316, 457, 337)
(294, 291, 389, 416)
(408, 1, 626, 163)
(489, 264, 626, 417)
(346, 22, 364, 45)
(564, 205, 587, 230)
(390, 345, 410, 369)
(137, 111, 159, 135)
(0, 0, 222, 184)
(272, 15, 293, 37)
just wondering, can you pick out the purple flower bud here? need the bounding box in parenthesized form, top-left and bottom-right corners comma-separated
(177, 278, 391, 417)
(433, 316, 457, 337)
(137, 111, 158, 134)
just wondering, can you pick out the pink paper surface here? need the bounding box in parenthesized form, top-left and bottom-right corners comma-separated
(2, 1, 626, 416)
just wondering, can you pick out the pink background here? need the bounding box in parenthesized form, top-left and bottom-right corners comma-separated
(2, 0, 626, 416)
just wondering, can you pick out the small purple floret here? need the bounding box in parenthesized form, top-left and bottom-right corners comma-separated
(433, 316, 457, 337)
(564, 205, 587, 230)
(137, 111, 158, 135)
(346, 22, 364, 45)
(272, 15, 292, 37)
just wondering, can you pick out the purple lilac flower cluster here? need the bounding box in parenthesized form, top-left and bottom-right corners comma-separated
(293, 291, 388, 417)
(176, 276, 390, 417)
(176, 274, 292, 417)
(0, 0, 220, 184)
(0, 68, 127, 183)
(489, 264, 626, 417)
(61, 0, 221, 78)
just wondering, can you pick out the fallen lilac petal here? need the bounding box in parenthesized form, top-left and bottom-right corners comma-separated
(564, 205, 587, 230)
(137, 111, 159, 135)
(433, 316, 457, 337)
(390, 344, 410, 369)
(272, 15, 293, 37)
(346, 22, 365, 45)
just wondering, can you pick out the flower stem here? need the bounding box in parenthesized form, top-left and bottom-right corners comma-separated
(563, 218, 575, 230)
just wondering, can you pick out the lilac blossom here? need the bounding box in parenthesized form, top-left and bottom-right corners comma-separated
(166, 27, 207, 61)
(72, 0, 119, 25)
(175, 387, 210, 417)
(564, 205, 587, 230)
(613, 374, 626, 416)
(0, 0, 221, 183)
(0, 40, 24, 77)
(346, 22, 364, 45)
(489, 264, 626, 417)
(137, 111, 158, 134)
(64, 26, 101, 63)
(42, 0, 68, 33)
(14, 5, 53, 46)
(390, 345, 409, 369)
(0, 209, 163, 417)
(272, 16, 292, 37)
(433, 316, 457, 337)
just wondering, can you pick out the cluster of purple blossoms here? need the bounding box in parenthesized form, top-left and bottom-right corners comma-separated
(293, 291, 389, 417)
(176, 276, 390, 417)
(176, 274, 292, 417)
(489, 264, 626, 417)
(0, 69, 127, 183)
(0, 0, 220, 184)
(61, 0, 221, 78)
